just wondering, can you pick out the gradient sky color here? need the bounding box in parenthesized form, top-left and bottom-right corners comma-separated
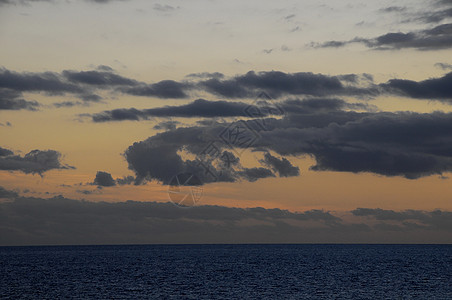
(1, 0, 452, 245)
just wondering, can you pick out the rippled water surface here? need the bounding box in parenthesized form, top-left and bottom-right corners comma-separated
(1, 244, 451, 299)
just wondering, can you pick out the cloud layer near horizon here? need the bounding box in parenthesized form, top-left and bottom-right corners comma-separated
(0, 193, 450, 245)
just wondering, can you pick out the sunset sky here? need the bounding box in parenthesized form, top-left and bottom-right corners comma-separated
(1, 0, 452, 245)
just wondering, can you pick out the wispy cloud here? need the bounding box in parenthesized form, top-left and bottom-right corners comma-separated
(313, 23, 452, 51)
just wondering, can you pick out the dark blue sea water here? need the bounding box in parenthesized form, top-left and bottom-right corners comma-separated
(0, 244, 451, 299)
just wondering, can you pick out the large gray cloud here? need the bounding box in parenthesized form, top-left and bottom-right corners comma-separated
(122, 97, 452, 181)
(118, 98, 359, 184)
(0, 147, 74, 174)
(258, 111, 452, 179)
(123, 118, 308, 185)
(0, 195, 450, 245)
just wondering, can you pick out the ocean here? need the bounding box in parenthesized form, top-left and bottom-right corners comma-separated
(1, 244, 451, 299)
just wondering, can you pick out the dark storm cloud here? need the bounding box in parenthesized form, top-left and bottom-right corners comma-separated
(382, 72, 452, 101)
(0, 196, 450, 245)
(316, 23, 452, 50)
(93, 171, 116, 187)
(0, 147, 74, 175)
(90, 99, 280, 122)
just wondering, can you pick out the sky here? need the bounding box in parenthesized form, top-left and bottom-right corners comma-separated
(1, 0, 452, 245)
